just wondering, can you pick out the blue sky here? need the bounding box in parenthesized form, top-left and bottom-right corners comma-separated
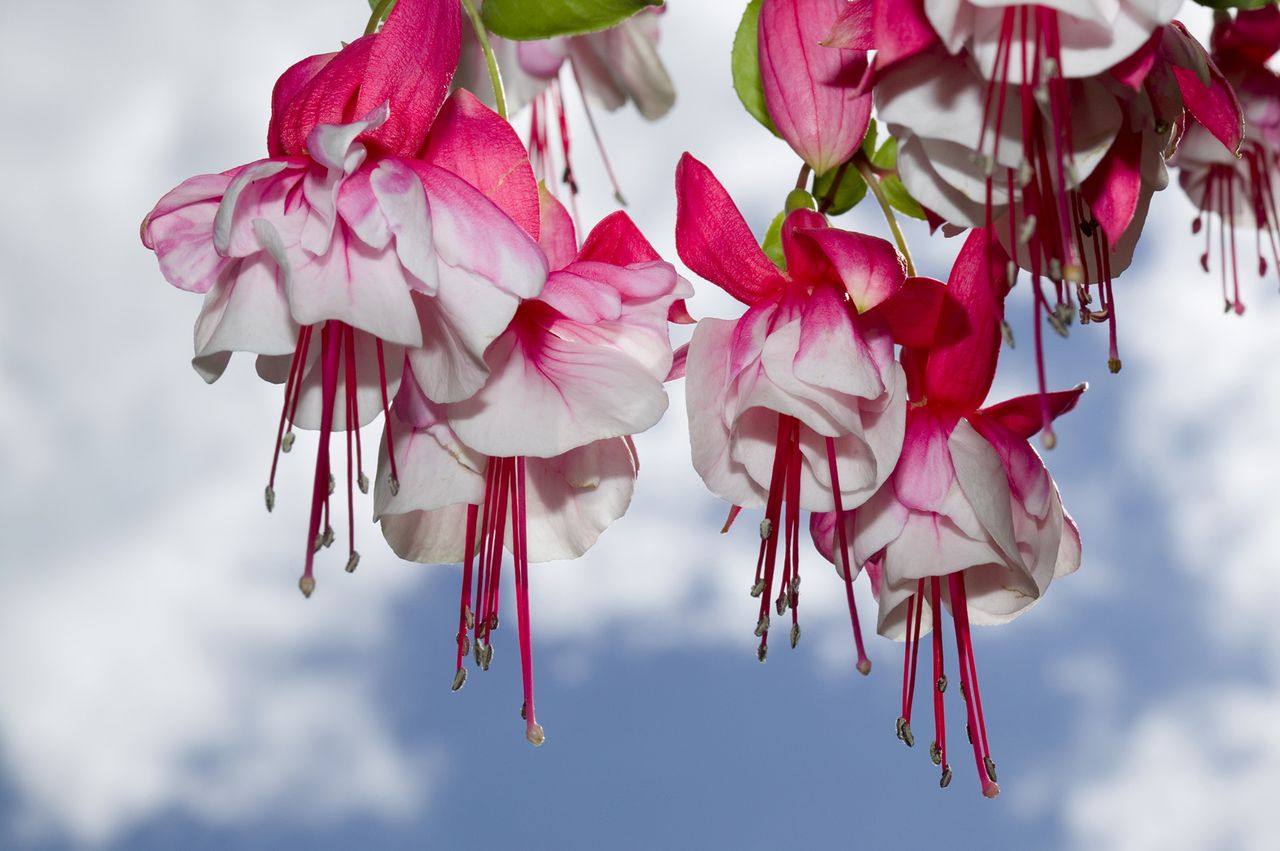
(2, 1, 1278, 848)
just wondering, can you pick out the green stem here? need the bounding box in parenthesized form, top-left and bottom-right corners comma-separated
(365, 0, 396, 36)
(460, 0, 508, 119)
(853, 153, 916, 276)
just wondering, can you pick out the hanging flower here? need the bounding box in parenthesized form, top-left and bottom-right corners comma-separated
(141, 0, 549, 596)
(1174, 6, 1280, 313)
(812, 228, 1083, 796)
(376, 188, 689, 745)
(676, 153, 928, 665)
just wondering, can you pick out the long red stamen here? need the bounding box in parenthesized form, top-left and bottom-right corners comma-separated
(948, 572, 999, 798)
(299, 322, 344, 598)
(929, 577, 951, 787)
(826, 436, 870, 674)
(514, 456, 543, 745)
(896, 578, 925, 747)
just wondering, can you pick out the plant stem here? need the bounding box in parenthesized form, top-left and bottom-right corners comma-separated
(795, 164, 812, 192)
(365, 0, 396, 36)
(853, 153, 916, 276)
(460, 0, 508, 119)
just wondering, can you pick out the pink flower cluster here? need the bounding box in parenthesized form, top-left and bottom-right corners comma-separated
(140, 0, 1278, 800)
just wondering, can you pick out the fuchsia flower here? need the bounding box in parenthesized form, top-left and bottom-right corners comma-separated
(812, 229, 1083, 796)
(376, 183, 689, 745)
(758, 0, 872, 176)
(141, 0, 550, 595)
(675, 153, 941, 667)
(1174, 6, 1280, 313)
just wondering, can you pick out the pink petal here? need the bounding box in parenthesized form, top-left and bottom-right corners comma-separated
(675, 153, 786, 305)
(686, 318, 769, 508)
(579, 211, 662, 265)
(793, 225, 906, 313)
(374, 394, 485, 519)
(873, 0, 940, 71)
(922, 228, 1007, 414)
(143, 172, 237, 294)
(874, 275, 947, 348)
(523, 439, 637, 562)
(275, 0, 460, 158)
(421, 89, 540, 240)
(947, 419, 1024, 572)
(268, 52, 337, 157)
(667, 342, 689, 381)
(793, 283, 886, 400)
(517, 39, 569, 79)
(1167, 23, 1245, 155)
(538, 187, 578, 271)
(823, 0, 872, 50)
(448, 317, 670, 458)
(192, 254, 298, 382)
(891, 409, 956, 513)
(1081, 124, 1144, 249)
(759, 0, 871, 174)
(974, 384, 1086, 440)
(1212, 5, 1280, 71)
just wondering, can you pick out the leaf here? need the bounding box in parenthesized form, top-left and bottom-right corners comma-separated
(813, 164, 867, 216)
(880, 175, 926, 220)
(871, 136, 897, 170)
(482, 0, 664, 41)
(762, 211, 786, 269)
(732, 0, 781, 137)
(1192, 0, 1273, 9)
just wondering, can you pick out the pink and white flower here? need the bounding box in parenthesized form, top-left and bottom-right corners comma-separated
(1175, 6, 1280, 313)
(375, 189, 689, 745)
(811, 229, 1083, 796)
(676, 153, 921, 664)
(142, 0, 549, 596)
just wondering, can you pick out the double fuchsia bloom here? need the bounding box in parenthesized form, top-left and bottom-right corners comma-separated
(676, 153, 917, 667)
(376, 186, 689, 745)
(757, 0, 872, 177)
(141, 0, 549, 596)
(815, 229, 1083, 796)
(1174, 7, 1280, 312)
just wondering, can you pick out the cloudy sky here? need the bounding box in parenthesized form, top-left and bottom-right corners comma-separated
(2, 1, 1277, 848)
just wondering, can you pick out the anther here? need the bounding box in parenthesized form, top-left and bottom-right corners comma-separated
(759, 518, 773, 540)
(520, 702, 526, 720)
(790, 575, 800, 593)
(1016, 161, 1032, 188)
(459, 634, 471, 657)
(1018, 216, 1038, 245)
(939, 767, 953, 788)
(264, 486, 276, 513)
(451, 668, 468, 692)
(473, 640, 484, 666)
(1191, 217, 1202, 235)
(1108, 357, 1123, 374)
(388, 477, 400, 497)
(1154, 118, 1171, 135)
(856, 658, 871, 675)
(930, 741, 942, 765)
(526, 723, 546, 747)
(1006, 261, 1018, 290)
(345, 551, 360, 573)
(775, 594, 789, 616)
(754, 614, 770, 637)
(1042, 57, 1059, 79)
(790, 623, 801, 649)
(756, 641, 768, 663)
(1062, 263, 1084, 284)
(313, 533, 324, 553)
(984, 756, 998, 783)
(464, 606, 475, 629)
(481, 643, 494, 670)
(895, 717, 915, 748)
(358, 472, 369, 495)
(282, 431, 295, 453)
(977, 153, 995, 177)
(328, 474, 335, 495)
(749, 579, 766, 598)
(298, 575, 315, 598)
(488, 613, 499, 631)
(322, 526, 335, 548)
(960, 681, 968, 701)
(1049, 259, 1064, 282)
(936, 675, 947, 693)
(1001, 321, 1015, 349)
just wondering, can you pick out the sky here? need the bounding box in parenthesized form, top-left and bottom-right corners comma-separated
(1, 1, 1278, 849)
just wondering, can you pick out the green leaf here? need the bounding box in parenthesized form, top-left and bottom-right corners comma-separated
(732, 0, 781, 137)
(880, 175, 926, 220)
(1192, 0, 1273, 10)
(762, 211, 786, 269)
(813, 165, 868, 216)
(871, 136, 898, 171)
(482, 0, 664, 40)
(860, 118, 878, 158)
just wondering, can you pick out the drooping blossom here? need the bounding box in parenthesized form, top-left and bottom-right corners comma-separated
(141, 0, 549, 596)
(457, 7, 675, 206)
(676, 153, 931, 668)
(376, 187, 689, 745)
(757, 0, 872, 176)
(812, 228, 1082, 796)
(1174, 6, 1280, 314)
